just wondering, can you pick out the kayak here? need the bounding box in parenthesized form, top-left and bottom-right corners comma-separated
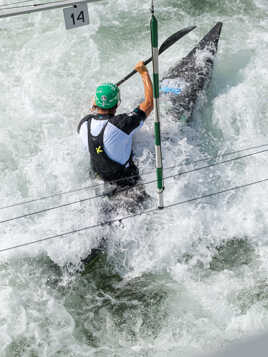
(161, 22, 223, 121)
(81, 183, 153, 270)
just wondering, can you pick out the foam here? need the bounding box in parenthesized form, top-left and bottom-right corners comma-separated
(1, 0, 268, 355)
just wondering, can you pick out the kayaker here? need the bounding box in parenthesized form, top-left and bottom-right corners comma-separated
(77, 61, 153, 186)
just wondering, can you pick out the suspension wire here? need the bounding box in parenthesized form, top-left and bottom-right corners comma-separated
(1, 142, 268, 211)
(0, 0, 41, 8)
(1, 148, 268, 225)
(1, 176, 268, 254)
(0, 0, 65, 10)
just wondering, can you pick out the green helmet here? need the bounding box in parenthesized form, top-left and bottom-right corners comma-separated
(94, 83, 120, 109)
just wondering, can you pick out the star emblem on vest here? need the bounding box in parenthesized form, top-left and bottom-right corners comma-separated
(96, 146, 103, 154)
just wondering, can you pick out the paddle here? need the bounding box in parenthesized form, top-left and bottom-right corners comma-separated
(116, 25, 196, 87)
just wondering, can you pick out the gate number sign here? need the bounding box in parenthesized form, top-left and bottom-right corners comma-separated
(63, 3, 89, 30)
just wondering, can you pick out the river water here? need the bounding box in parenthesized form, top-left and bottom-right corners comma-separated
(0, 0, 268, 356)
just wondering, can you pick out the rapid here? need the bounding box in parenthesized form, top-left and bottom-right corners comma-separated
(0, 0, 268, 355)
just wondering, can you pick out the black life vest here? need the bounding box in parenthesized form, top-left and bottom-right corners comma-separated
(86, 115, 129, 180)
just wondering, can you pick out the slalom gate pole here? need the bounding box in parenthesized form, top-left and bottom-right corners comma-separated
(150, 0, 164, 209)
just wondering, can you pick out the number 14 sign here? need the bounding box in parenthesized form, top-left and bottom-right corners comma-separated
(63, 2, 89, 30)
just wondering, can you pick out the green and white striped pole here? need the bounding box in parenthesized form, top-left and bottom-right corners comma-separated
(150, 0, 164, 209)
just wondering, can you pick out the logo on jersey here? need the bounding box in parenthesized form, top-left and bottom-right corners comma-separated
(96, 146, 103, 154)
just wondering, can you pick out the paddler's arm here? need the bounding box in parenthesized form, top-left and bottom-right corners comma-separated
(135, 61, 153, 117)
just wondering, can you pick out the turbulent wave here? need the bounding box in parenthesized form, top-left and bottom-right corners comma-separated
(0, 0, 268, 355)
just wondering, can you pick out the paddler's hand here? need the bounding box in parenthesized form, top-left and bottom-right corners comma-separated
(135, 61, 148, 74)
(135, 61, 153, 117)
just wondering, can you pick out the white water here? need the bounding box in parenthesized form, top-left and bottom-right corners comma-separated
(0, 0, 268, 356)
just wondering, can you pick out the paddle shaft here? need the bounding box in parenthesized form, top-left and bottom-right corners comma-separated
(116, 58, 152, 87)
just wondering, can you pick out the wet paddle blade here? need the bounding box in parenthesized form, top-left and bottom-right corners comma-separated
(158, 25, 196, 55)
(116, 25, 196, 86)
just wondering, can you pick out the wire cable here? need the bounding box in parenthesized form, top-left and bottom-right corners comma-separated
(0, 0, 68, 11)
(0, 0, 35, 8)
(1, 148, 268, 224)
(1, 142, 268, 211)
(1, 176, 267, 254)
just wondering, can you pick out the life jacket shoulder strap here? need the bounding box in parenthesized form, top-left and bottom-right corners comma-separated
(77, 114, 96, 134)
(87, 116, 109, 151)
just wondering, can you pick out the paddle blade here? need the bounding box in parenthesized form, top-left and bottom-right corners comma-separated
(143, 25, 196, 66)
(159, 25, 196, 55)
(116, 25, 196, 87)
